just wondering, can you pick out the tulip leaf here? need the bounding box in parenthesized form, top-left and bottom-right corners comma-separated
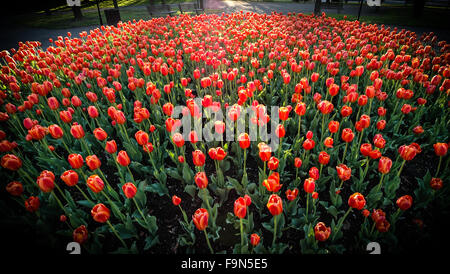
(77, 199, 95, 208)
(145, 183, 168, 197)
(184, 184, 197, 199)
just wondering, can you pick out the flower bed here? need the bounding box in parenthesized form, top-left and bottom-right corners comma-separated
(0, 12, 449, 254)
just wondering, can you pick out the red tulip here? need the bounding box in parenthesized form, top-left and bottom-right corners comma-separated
(348, 193, 366, 210)
(86, 155, 101, 171)
(324, 137, 334, 148)
(234, 197, 247, 219)
(25, 196, 40, 212)
(36, 170, 55, 193)
(68, 153, 83, 169)
(398, 144, 417, 161)
(105, 140, 117, 154)
(6, 181, 23, 196)
(61, 170, 79, 187)
(87, 175, 104, 193)
(192, 208, 209, 231)
(430, 177, 443, 190)
(341, 128, 354, 143)
(396, 195, 413, 211)
(250, 233, 260, 246)
(336, 164, 351, 181)
(318, 151, 330, 165)
(122, 182, 137, 199)
(48, 124, 64, 139)
(433, 143, 448, 156)
(135, 130, 149, 146)
(117, 150, 130, 166)
(73, 225, 88, 244)
(309, 167, 320, 180)
(238, 133, 250, 149)
(263, 172, 282, 192)
(378, 156, 392, 174)
(279, 106, 290, 121)
(195, 171, 208, 189)
(70, 123, 85, 139)
(328, 121, 340, 133)
(314, 222, 331, 242)
(275, 124, 285, 138)
(267, 156, 279, 170)
(1, 154, 22, 171)
(302, 138, 315, 150)
(267, 194, 283, 216)
(294, 157, 302, 168)
(91, 203, 110, 223)
(192, 150, 206, 166)
(258, 142, 272, 161)
(303, 177, 316, 193)
(87, 106, 99, 118)
(286, 188, 299, 201)
(172, 195, 181, 206)
(172, 133, 185, 148)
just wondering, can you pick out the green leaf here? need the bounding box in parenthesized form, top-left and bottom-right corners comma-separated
(145, 183, 169, 197)
(184, 184, 197, 199)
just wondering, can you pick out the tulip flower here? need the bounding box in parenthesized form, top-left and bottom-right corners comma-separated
(1, 154, 22, 171)
(192, 149, 206, 167)
(433, 142, 448, 176)
(135, 130, 149, 146)
(122, 182, 137, 199)
(25, 196, 40, 212)
(61, 170, 79, 187)
(73, 225, 88, 244)
(396, 195, 413, 211)
(93, 128, 107, 141)
(267, 194, 283, 246)
(116, 150, 130, 166)
(87, 175, 105, 193)
(430, 177, 443, 190)
(68, 153, 83, 169)
(262, 172, 281, 192)
(193, 208, 213, 254)
(267, 156, 279, 170)
(194, 171, 208, 189)
(48, 124, 64, 139)
(36, 171, 55, 193)
(6, 181, 23, 196)
(250, 233, 260, 247)
(172, 195, 181, 206)
(91, 203, 110, 223)
(86, 155, 101, 171)
(314, 222, 331, 242)
(286, 188, 299, 201)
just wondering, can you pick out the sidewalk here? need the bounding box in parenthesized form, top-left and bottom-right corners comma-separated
(0, 0, 448, 51)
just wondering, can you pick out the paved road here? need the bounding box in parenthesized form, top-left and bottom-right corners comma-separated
(0, 0, 448, 51)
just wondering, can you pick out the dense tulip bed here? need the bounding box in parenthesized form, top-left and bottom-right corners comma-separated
(0, 11, 449, 254)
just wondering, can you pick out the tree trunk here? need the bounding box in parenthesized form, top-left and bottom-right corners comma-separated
(314, 0, 322, 15)
(112, 0, 119, 9)
(72, 6, 83, 20)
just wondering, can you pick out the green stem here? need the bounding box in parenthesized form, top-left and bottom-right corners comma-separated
(332, 207, 352, 241)
(376, 173, 386, 192)
(204, 229, 214, 254)
(240, 218, 245, 254)
(107, 220, 128, 249)
(396, 159, 406, 177)
(341, 142, 348, 164)
(272, 214, 278, 247)
(435, 156, 442, 177)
